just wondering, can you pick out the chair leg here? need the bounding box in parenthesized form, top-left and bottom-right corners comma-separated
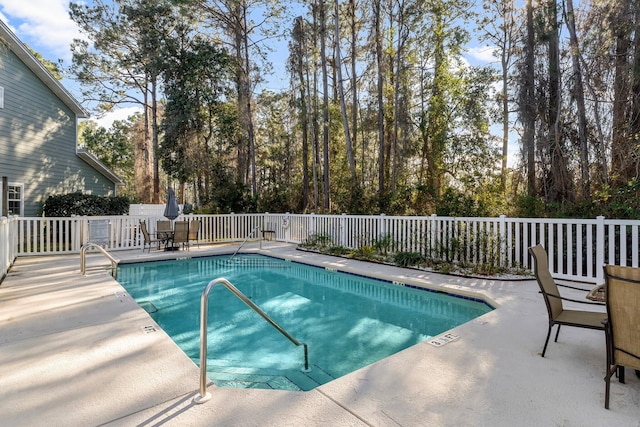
(605, 369, 611, 409)
(554, 324, 561, 342)
(604, 363, 619, 409)
(541, 325, 553, 357)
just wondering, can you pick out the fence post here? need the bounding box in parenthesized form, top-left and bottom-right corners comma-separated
(499, 215, 507, 267)
(430, 214, 437, 259)
(310, 213, 316, 238)
(73, 216, 81, 252)
(596, 216, 605, 284)
(231, 213, 236, 240)
(341, 213, 347, 247)
(285, 212, 290, 243)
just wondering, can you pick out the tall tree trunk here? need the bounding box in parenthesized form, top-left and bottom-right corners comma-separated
(294, 17, 310, 211)
(320, 0, 331, 211)
(524, 0, 536, 197)
(234, 15, 248, 186)
(334, 0, 358, 188)
(546, 0, 568, 203)
(565, 0, 590, 200)
(630, 7, 640, 181)
(135, 96, 153, 203)
(497, 0, 516, 193)
(239, 1, 257, 196)
(350, 0, 358, 182)
(311, 1, 320, 213)
(392, 0, 405, 193)
(423, 12, 447, 198)
(611, 1, 631, 184)
(373, 0, 385, 205)
(151, 76, 160, 203)
(500, 49, 509, 192)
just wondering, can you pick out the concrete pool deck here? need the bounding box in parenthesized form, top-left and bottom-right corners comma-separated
(0, 242, 639, 426)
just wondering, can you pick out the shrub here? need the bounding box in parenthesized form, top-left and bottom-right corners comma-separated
(300, 233, 333, 250)
(393, 251, 426, 267)
(328, 245, 349, 255)
(471, 263, 506, 277)
(42, 193, 130, 217)
(433, 261, 455, 274)
(350, 245, 377, 260)
(373, 233, 394, 255)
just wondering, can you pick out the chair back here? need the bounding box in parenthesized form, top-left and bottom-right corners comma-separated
(529, 245, 563, 320)
(139, 221, 151, 244)
(173, 221, 189, 244)
(157, 220, 172, 233)
(188, 219, 200, 240)
(604, 265, 640, 370)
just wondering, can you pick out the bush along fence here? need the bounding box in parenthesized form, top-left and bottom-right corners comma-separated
(2, 213, 639, 284)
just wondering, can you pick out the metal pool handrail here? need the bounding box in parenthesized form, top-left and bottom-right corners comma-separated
(229, 225, 261, 261)
(80, 243, 118, 278)
(193, 277, 310, 404)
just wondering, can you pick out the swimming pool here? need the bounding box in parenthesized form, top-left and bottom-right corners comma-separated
(116, 254, 493, 391)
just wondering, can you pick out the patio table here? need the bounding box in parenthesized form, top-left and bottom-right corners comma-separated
(154, 229, 176, 251)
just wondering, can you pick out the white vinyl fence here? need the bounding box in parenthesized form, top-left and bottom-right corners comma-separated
(2, 213, 640, 284)
(1, 216, 18, 281)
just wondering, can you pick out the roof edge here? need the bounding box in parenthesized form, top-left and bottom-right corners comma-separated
(76, 149, 125, 186)
(0, 20, 89, 118)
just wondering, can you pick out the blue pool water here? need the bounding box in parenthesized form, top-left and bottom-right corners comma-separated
(116, 255, 492, 391)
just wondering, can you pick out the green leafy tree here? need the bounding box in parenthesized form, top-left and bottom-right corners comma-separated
(79, 119, 136, 200)
(159, 21, 232, 208)
(69, 0, 184, 203)
(27, 47, 63, 80)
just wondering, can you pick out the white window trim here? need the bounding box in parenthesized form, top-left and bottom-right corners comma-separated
(0, 86, 4, 109)
(6, 182, 24, 217)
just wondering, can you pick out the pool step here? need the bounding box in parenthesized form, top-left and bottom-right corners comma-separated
(204, 363, 335, 391)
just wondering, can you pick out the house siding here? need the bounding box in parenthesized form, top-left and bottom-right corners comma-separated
(0, 48, 114, 216)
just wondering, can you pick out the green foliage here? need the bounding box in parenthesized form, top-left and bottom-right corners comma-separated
(350, 245, 377, 260)
(160, 28, 231, 186)
(327, 245, 349, 255)
(509, 180, 640, 219)
(432, 261, 455, 274)
(42, 194, 129, 217)
(28, 47, 62, 80)
(471, 263, 506, 277)
(373, 233, 394, 255)
(182, 203, 194, 214)
(512, 195, 546, 218)
(300, 233, 333, 250)
(584, 180, 640, 219)
(80, 119, 136, 200)
(206, 180, 255, 214)
(436, 187, 490, 217)
(393, 251, 426, 267)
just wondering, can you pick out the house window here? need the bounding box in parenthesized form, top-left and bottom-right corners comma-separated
(7, 184, 24, 216)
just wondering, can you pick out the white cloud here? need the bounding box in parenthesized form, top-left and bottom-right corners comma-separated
(0, 0, 83, 61)
(89, 106, 143, 129)
(466, 45, 498, 64)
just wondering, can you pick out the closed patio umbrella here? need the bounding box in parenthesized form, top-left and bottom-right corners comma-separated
(163, 187, 180, 220)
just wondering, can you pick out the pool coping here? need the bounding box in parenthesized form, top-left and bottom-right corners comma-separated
(1, 242, 639, 426)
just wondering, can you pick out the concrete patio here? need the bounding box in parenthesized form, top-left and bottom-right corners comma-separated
(0, 242, 638, 426)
